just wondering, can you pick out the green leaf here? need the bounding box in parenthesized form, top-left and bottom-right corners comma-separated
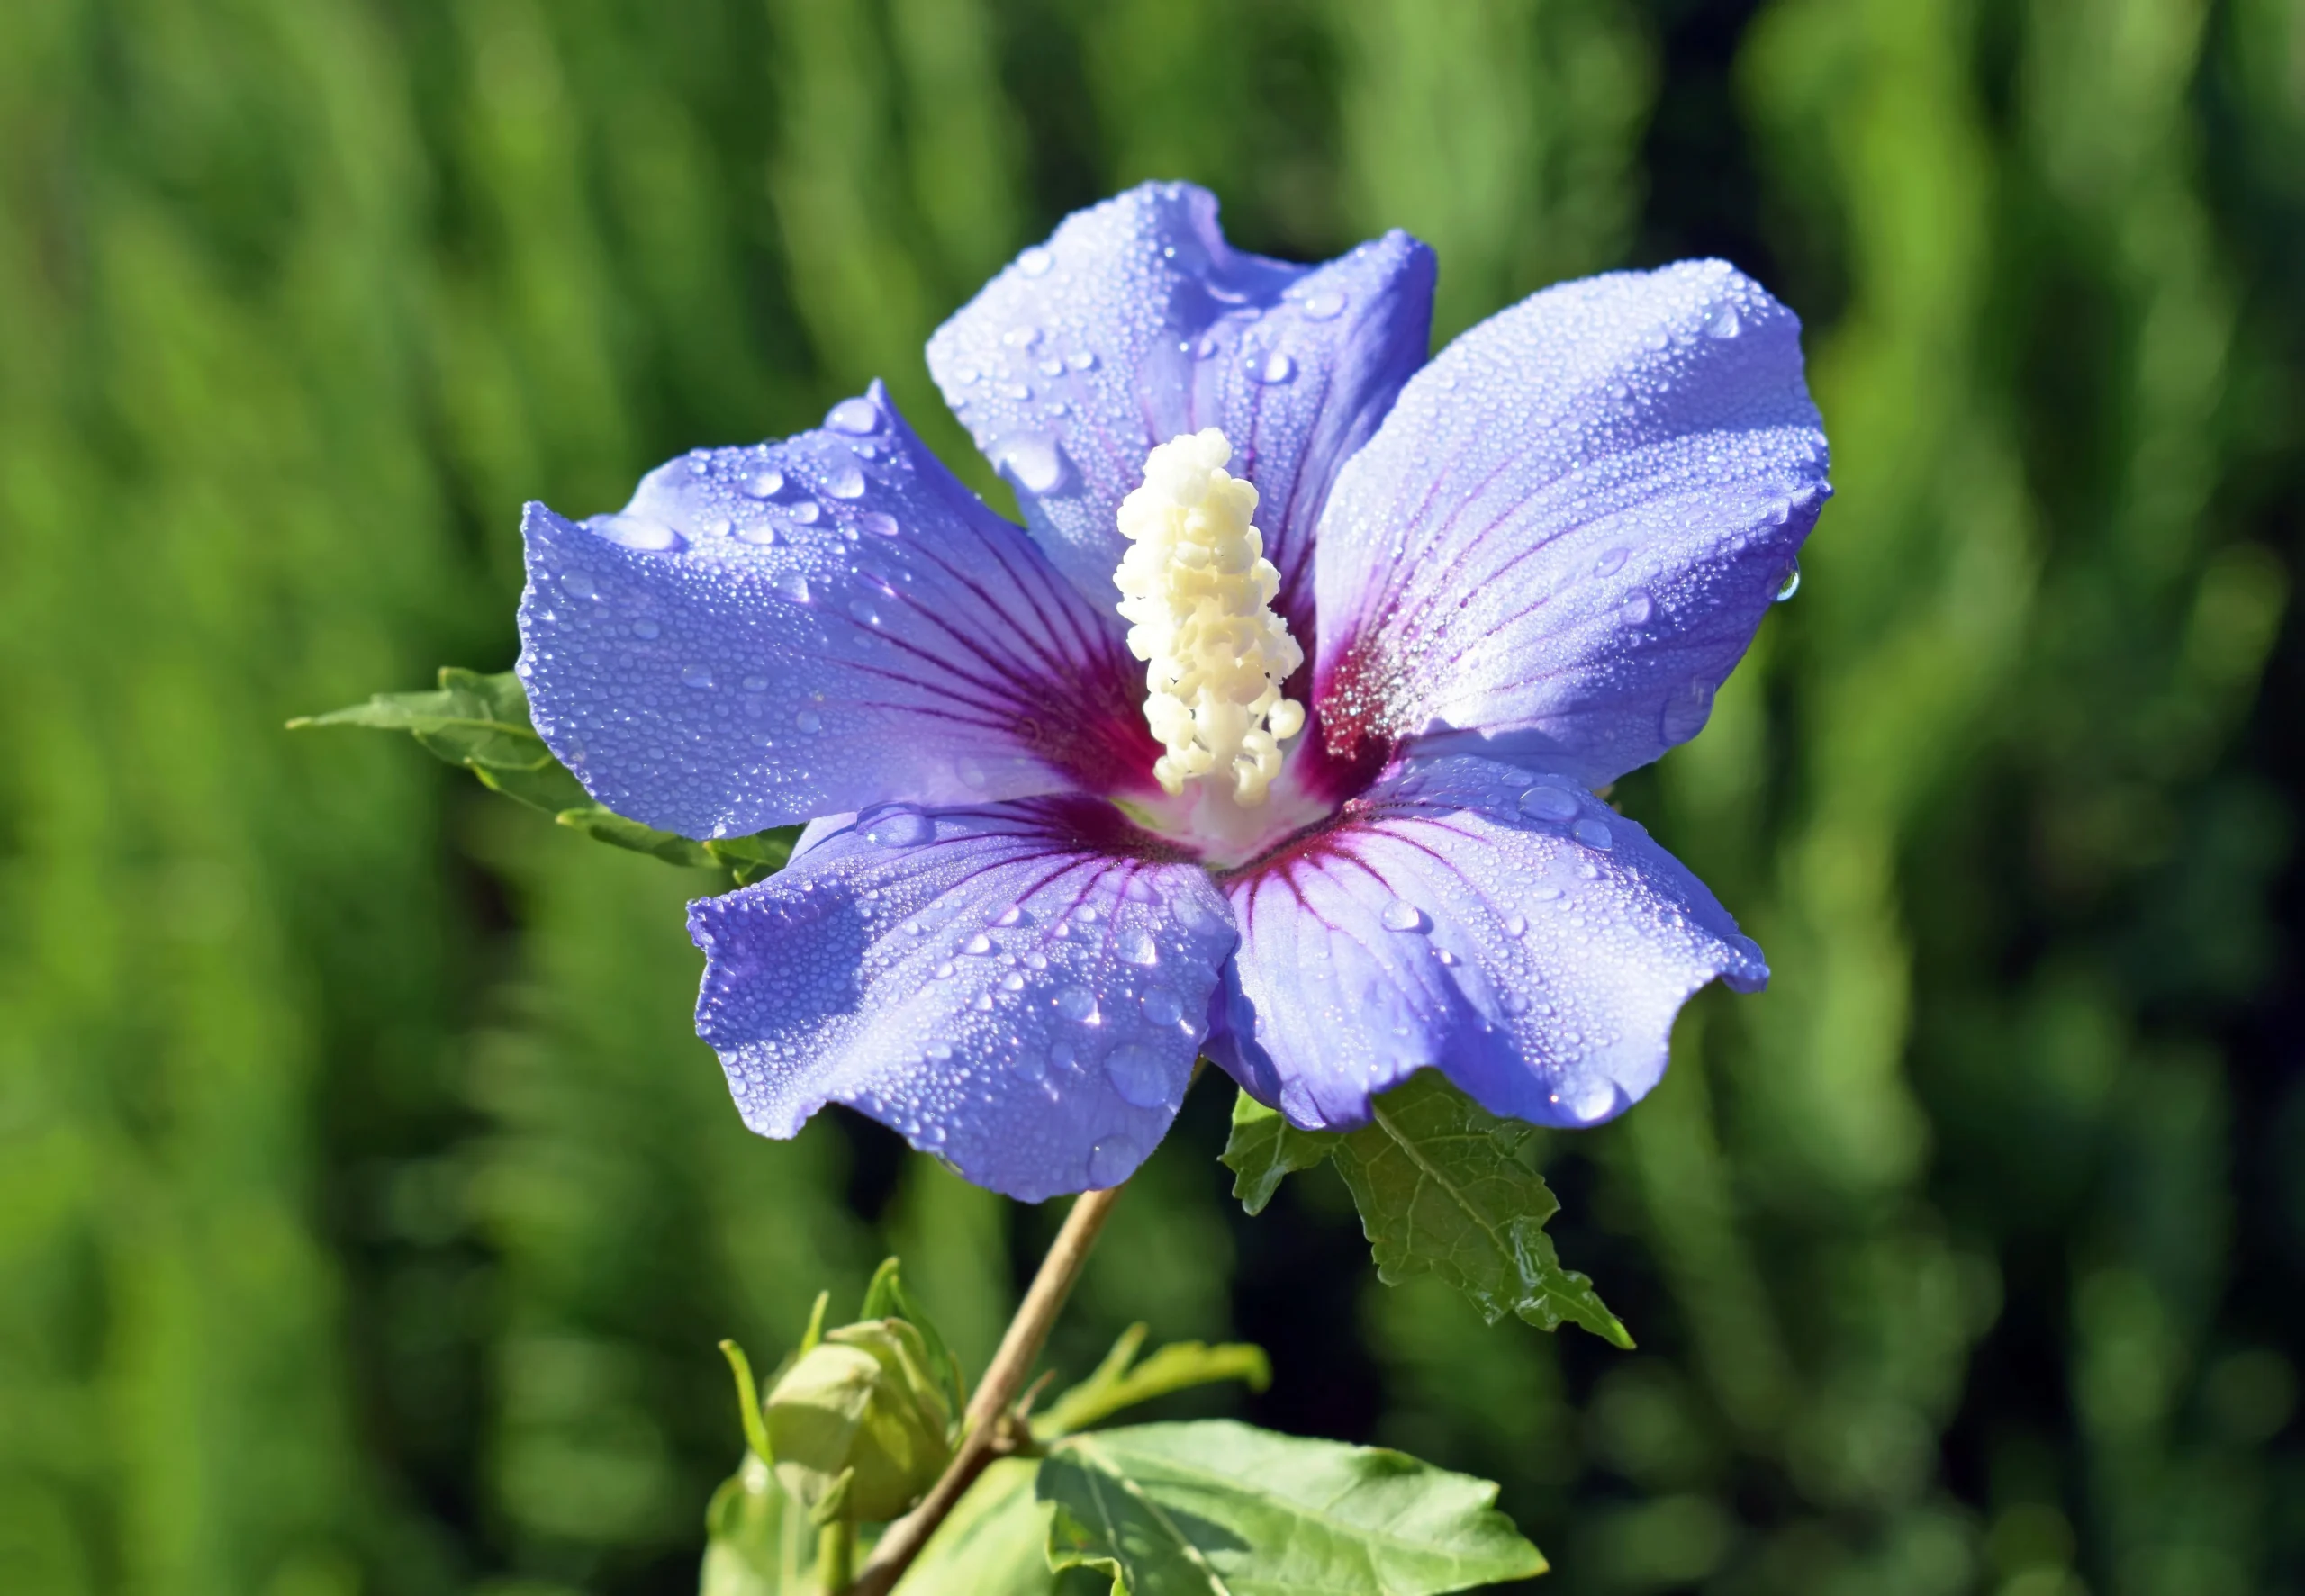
(701, 1452, 812, 1596)
(720, 1338, 774, 1465)
(1035, 1324, 1270, 1441)
(1039, 1420, 1546, 1595)
(291, 666, 798, 880)
(1333, 1070, 1632, 1348)
(892, 1457, 1072, 1595)
(1218, 1090, 1342, 1216)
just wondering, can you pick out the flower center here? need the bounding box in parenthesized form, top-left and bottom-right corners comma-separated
(1114, 428, 1306, 807)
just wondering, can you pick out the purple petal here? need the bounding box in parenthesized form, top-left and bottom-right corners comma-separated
(518, 383, 1158, 837)
(927, 181, 1434, 631)
(689, 798, 1237, 1201)
(1312, 261, 1829, 785)
(1206, 754, 1765, 1132)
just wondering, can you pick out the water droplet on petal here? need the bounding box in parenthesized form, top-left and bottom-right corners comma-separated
(775, 573, 811, 604)
(1504, 915, 1528, 938)
(847, 598, 880, 627)
(962, 933, 993, 955)
(1054, 987, 1097, 1023)
(630, 618, 661, 641)
(1116, 926, 1159, 966)
(734, 520, 780, 546)
(1103, 1046, 1171, 1108)
(560, 571, 598, 600)
(1140, 986, 1183, 1025)
(1066, 349, 1097, 371)
(680, 663, 714, 690)
(1592, 546, 1629, 577)
(1253, 350, 1296, 384)
(1706, 304, 1742, 338)
(1574, 818, 1614, 851)
(1619, 590, 1654, 627)
(1379, 900, 1426, 933)
(826, 398, 880, 435)
(1775, 560, 1802, 601)
(588, 513, 683, 552)
(824, 464, 866, 500)
(995, 434, 1065, 495)
(862, 807, 934, 847)
(1171, 892, 1228, 938)
(1087, 1133, 1142, 1187)
(789, 501, 821, 525)
(745, 469, 785, 500)
(1300, 288, 1347, 320)
(742, 675, 769, 693)
(1502, 990, 1532, 1015)
(923, 1041, 954, 1063)
(859, 511, 899, 537)
(1518, 784, 1580, 822)
(1017, 245, 1053, 276)
(795, 708, 823, 733)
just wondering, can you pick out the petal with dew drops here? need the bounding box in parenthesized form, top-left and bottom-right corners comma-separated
(518, 383, 1157, 838)
(928, 180, 1434, 631)
(1207, 754, 1766, 1133)
(690, 797, 1238, 1202)
(1312, 260, 1829, 786)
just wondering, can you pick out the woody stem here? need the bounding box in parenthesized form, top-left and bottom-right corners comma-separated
(844, 1183, 1125, 1596)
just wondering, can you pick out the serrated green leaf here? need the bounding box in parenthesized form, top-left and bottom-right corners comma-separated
(1039, 1420, 1546, 1595)
(1218, 1089, 1342, 1216)
(701, 1451, 812, 1596)
(1333, 1070, 1631, 1348)
(1035, 1325, 1270, 1441)
(293, 666, 796, 881)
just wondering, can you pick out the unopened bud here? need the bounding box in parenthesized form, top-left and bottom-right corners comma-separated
(764, 1319, 953, 1522)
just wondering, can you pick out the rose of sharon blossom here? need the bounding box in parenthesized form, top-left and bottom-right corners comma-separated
(515, 182, 1830, 1202)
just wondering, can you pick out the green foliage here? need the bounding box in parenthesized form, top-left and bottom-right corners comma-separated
(1221, 1078, 1631, 1348)
(1040, 1421, 1546, 1596)
(293, 667, 796, 881)
(1034, 1323, 1271, 1441)
(703, 1454, 811, 1596)
(891, 1459, 1070, 1595)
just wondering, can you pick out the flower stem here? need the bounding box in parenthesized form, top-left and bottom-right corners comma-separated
(845, 1182, 1125, 1596)
(817, 1521, 854, 1595)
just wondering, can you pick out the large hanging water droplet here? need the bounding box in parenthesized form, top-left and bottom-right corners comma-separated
(1103, 1045, 1171, 1108)
(1087, 1133, 1142, 1187)
(1775, 560, 1802, 602)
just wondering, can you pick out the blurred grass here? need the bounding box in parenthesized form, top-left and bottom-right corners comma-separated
(2, 2, 2301, 1594)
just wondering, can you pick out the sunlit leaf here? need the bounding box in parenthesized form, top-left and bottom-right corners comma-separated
(1040, 1420, 1545, 1595)
(1034, 1324, 1270, 1440)
(892, 1457, 1079, 1595)
(1218, 1090, 1342, 1215)
(1333, 1071, 1632, 1348)
(701, 1452, 811, 1596)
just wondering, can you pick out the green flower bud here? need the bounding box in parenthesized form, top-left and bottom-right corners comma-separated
(764, 1318, 953, 1523)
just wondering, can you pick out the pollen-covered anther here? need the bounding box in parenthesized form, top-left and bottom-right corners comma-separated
(1113, 428, 1306, 805)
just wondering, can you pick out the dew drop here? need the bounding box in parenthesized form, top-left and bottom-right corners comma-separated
(789, 501, 821, 525)
(680, 663, 714, 690)
(1706, 304, 1742, 338)
(1502, 990, 1532, 1015)
(995, 434, 1065, 495)
(1054, 987, 1097, 1023)
(1592, 546, 1630, 577)
(1518, 784, 1580, 823)
(923, 1041, 954, 1063)
(775, 573, 811, 604)
(1573, 818, 1614, 851)
(962, 933, 993, 956)
(1504, 914, 1528, 938)
(630, 618, 661, 641)
(745, 469, 785, 500)
(1066, 349, 1097, 372)
(1116, 926, 1160, 966)
(1017, 245, 1053, 276)
(1619, 590, 1655, 627)
(588, 513, 683, 552)
(859, 511, 899, 537)
(824, 464, 866, 500)
(1775, 560, 1802, 602)
(1140, 986, 1184, 1026)
(1104, 1045, 1171, 1108)
(825, 398, 880, 435)
(560, 570, 598, 600)
(862, 807, 934, 848)
(734, 520, 780, 546)
(742, 674, 770, 693)
(847, 598, 881, 627)
(795, 708, 823, 734)
(1253, 350, 1296, 384)
(1300, 288, 1347, 320)
(1379, 899, 1427, 933)
(1087, 1133, 1142, 1187)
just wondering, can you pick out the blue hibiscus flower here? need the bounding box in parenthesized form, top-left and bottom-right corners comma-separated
(516, 182, 1829, 1201)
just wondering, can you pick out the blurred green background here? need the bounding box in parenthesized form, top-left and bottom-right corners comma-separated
(5, 0, 2303, 1592)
